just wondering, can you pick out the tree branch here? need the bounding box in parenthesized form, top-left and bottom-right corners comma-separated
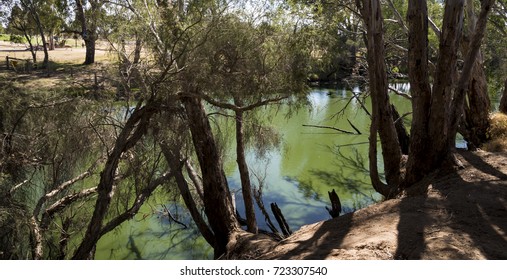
(40, 187, 98, 230)
(389, 86, 413, 100)
(303, 124, 359, 135)
(198, 93, 288, 112)
(386, 0, 409, 34)
(99, 170, 174, 237)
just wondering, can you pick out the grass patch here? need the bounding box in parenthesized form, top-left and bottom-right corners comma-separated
(0, 34, 11, 42)
(484, 113, 507, 152)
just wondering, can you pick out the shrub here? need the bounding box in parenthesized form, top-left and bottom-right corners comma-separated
(484, 113, 507, 152)
(9, 34, 24, 44)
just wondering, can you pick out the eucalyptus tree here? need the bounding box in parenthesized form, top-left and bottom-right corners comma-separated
(6, 4, 39, 63)
(69, 0, 242, 259)
(18, 0, 49, 67)
(187, 13, 309, 234)
(68, 0, 103, 64)
(355, 0, 496, 196)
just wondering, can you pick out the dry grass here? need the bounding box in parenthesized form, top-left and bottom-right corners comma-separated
(483, 113, 507, 152)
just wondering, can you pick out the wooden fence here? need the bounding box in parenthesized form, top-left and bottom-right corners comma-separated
(5, 56, 36, 73)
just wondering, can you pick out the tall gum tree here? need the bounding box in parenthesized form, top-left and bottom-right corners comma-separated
(357, 0, 496, 193)
(74, 0, 101, 65)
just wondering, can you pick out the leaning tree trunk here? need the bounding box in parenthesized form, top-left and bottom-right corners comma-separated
(22, 32, 37, 64)
(234, 98, 257, 234)
(181, 94, 240, 259)
(160, 145, 216, 248)
(358, 0, 402, 193)
(72, 102, 154, 259)
(27, 4, 48, 68)
(500, 78, 507, 114)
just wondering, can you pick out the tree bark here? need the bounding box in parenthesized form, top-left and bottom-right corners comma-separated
(449, 0, 495, 150)
(184, 159, 204, 202)
(500, 78, 507, 114)
(181, 94, 240, 259)
(357, 0, 402, 188)
(404, 0, 434, 187)
(234, 99, 257, 234)
(160, 145, 216, 248)
(459, 0, 491, 148)
(405, 0, 465, 187)
(76, 0, 98, 65)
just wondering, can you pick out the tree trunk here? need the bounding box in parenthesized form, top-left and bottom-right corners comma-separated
(22, 31, 37, 64)
(161, 145, 216, 248)
(405, 0, 465, 187)
(76, 0, 98, 65)
(84, 38, 96, 65)
(449, 0, 495, 150)
(358, 0, 402, 189)
(459, 0, 491, 148)
(234, 99, 257, 234)
(181, 94, 240, 259)
(461, 58, 490, 148)
(49, 30, 55, 50)
(404, 0, 434, 187)
(500, 78, 507, 114)
(133, 35, 143, 65)
(23, 0, 48, 68)
(72, 103, 154, 259)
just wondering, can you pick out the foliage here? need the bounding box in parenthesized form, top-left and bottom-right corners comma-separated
(9, 33, 24, 43)
(484, 113, 507, 152)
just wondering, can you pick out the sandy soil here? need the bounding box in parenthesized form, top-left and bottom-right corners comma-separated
(229, 150, 507, 260)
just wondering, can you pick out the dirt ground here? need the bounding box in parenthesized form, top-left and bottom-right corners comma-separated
(229, 150, 507, 260)
(0, 41, 117, 92)
(0, 41, 110, 64)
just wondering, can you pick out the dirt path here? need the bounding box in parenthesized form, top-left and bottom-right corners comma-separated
(231, 150, 507, 260)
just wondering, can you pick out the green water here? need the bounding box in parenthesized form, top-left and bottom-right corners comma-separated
(94, 85, 413, 260)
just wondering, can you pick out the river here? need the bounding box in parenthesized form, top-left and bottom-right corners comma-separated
(93, 84, 415, 259)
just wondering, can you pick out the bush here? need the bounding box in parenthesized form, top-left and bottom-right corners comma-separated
(9, 34, 24, 44)
(484, 113, 507, 152)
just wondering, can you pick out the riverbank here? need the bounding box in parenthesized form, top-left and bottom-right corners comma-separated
(229, 149, 507, 260)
